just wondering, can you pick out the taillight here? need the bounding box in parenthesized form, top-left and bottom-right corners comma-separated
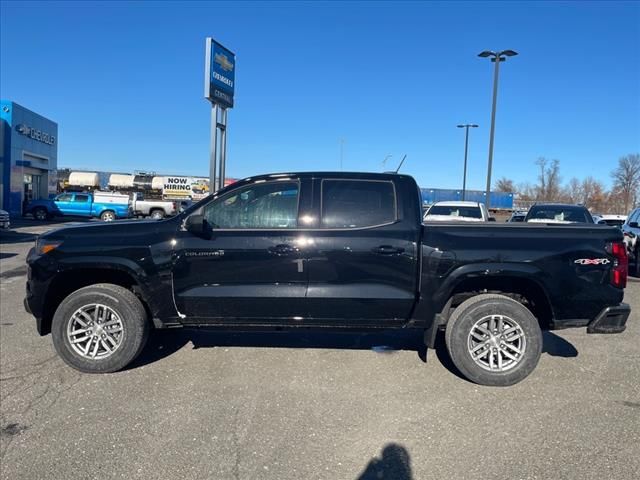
(607, 242, 628, 288)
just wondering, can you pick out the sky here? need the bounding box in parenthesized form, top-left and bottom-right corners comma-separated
(1, 0, 639, 190)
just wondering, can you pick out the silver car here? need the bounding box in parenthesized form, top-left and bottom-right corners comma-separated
(0, 209, 10, 230)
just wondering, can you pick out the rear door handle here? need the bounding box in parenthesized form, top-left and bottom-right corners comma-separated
(268, 244, 298, 256)
(372, 245, 405, 255)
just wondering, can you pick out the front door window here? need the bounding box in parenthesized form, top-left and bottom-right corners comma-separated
(203, 181, 299, 229)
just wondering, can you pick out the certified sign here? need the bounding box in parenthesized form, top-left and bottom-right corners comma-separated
(204, 38, 235, 108)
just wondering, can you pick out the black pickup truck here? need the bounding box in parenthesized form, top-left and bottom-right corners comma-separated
(25, 172, 630, 386)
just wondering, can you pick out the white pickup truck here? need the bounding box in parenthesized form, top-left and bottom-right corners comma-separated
(423, 201, 494, 222)
(130, 193, 177, 219)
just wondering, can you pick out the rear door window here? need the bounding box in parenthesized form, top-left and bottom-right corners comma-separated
(321, 180, 396, 228)
(73, 194, 89, 203)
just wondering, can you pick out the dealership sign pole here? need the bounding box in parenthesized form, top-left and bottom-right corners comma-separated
(204, 37, 235, 193)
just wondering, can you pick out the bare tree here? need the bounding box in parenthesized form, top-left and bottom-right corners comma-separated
(495, 177, 515, 193)
(535, 157, 562, 201)
(580, 177, 607, 212)
(563, 177, 582, 204)
(611, 154, 640, 213)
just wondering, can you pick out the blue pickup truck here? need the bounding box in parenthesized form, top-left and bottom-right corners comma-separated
(25, 192, 131, 221)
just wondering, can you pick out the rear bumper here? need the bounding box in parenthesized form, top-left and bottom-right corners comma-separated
(587, 303, 630, 334)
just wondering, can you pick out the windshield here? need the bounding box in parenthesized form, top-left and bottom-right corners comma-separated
(526, 206, 593, 223)
(427, 205, 482, 219)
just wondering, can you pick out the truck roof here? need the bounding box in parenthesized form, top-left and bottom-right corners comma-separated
(430, 201, 482, 207)
(239, 171, 411, 182)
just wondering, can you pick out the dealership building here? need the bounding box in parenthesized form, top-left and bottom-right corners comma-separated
(0, 100, 58, 215)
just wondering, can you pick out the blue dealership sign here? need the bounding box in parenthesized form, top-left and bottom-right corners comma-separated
(204, 38, 235, 108)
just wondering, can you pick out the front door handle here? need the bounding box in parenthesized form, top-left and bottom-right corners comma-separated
(268, 244, 298, 256)
(372, 245, 405, 255)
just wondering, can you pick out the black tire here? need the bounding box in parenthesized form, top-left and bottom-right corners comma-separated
(100, 210, 116, 222)
(445, 294, 542, 387)
(51, 284, 150, 373)
(634, 246, 640, 278)
(149, 209, 165, 220)
(33, 207, 48, 221)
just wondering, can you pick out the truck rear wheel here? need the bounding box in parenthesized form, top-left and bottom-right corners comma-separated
(51, 284, 150, 373)
(444, 294, 542, 387)
(149, 209, 165, 220)
(100, 210, 116, 222)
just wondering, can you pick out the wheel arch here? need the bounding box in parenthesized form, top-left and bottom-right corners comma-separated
(40, 265, 153, 336)
(420, 265, 555, 348)
(439, 267, 555, 329)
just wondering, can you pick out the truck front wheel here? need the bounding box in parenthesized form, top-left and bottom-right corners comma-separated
(51, 284, 150, 373)
(33, 207, 49, 221)
(444, 294, 542, 387)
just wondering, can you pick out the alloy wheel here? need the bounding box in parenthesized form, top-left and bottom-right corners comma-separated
(467, 314, 527, 372)
(66, 304, 124, 359)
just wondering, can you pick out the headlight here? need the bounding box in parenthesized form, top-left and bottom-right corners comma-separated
(35, 238, 62, 255)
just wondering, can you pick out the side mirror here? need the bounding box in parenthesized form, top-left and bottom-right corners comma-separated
(185, 214, 206, 236)
(630, 222, 639, 228)
(488, 217, 496, 222)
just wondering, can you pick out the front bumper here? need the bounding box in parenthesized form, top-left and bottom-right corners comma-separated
(24, 250, 54, 335)
(587, 303, 630, 334)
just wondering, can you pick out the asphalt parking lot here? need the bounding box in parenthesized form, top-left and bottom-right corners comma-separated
(1, 220, 639, 480)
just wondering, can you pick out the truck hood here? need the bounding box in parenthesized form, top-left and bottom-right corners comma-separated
(40, 218, 176, 241)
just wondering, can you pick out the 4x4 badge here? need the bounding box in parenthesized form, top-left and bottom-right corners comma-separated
(574, 258, 611, 265)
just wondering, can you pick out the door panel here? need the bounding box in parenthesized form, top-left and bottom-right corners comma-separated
(305, 178, 419, 324)
(305, 229, 418, 323)
(172, 231, 307, 320)
(53, 193, 73, 215)
(171, 179, 310, 322)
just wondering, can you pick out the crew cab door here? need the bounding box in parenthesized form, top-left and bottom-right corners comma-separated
(304, 178, 420, 325)
(53, 193, 73, 214)
(70, 193, 91, 216)
(172, 178, 310, 322)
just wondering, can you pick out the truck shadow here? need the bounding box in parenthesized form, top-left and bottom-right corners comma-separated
(129, 327, 578, 378)
(434, 330, 578, 381)
(128, 327, 428, 371)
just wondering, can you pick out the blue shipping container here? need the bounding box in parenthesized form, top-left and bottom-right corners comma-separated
(420, 188, 513, 209)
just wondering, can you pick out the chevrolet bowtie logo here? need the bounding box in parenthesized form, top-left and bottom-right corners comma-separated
(214, 53, 234, 72)
(16, 124, 31, 135)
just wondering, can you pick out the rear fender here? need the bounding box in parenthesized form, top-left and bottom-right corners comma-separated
(415, 263, 552, 347)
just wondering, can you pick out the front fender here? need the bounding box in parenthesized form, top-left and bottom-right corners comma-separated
(56, 256, 176, 319)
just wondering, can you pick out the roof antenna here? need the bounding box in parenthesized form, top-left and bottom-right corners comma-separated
(394, 154, 407, 173)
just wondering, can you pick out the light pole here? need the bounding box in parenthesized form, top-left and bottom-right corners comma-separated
(478, 49, 518, 209)
(457, 124, 478, 201)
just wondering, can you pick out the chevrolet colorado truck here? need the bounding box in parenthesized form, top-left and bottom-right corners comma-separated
(24, 172, 630, 386)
